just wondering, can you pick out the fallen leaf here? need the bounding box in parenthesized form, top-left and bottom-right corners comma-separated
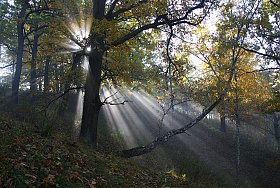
(25, 174, 37, 180)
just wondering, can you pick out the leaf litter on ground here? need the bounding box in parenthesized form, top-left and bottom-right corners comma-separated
(0, 113, 189, 187)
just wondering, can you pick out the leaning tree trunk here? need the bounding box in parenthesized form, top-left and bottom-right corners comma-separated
(12, 2, 28, 104)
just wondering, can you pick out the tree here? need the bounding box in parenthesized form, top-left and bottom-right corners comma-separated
(191, 0, 272, 132)
(6, 0, 55, 104)
(244, 0, 280, 65)
(259, 91, 280, 150)
(74, 0, 264, 158)
(75, 0, 215, 150)
(239, 0, 280, 150)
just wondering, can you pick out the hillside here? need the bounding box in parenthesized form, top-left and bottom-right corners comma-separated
(0, 110, 193, 187)
(1, 89, 279, 187)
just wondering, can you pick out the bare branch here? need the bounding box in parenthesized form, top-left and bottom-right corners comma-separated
(0, 40, 16, 53)
(105, 100, 132, 105)
(40, 87, 84, 112)
(157, 100, 188, 137)
(270, 0, 280, 8)
(0, 63, 15, 69)
(241, 67, 280, 75)
(242, 47, 280, 60)
(102, 91, 132, 105)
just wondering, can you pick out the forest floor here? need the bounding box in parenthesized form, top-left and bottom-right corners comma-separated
(100, 87, 280, 188)
(0, 90, 245, 187)
(0, 102, 201, 187)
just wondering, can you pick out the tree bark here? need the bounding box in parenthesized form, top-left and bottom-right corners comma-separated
(79, 0, 105, 150)
(220, 104, 226, 132)
(12, 2, 28, 104)
(234, 74, 241, 175)
(0, 45, 1, 65)
(60, 53, 81, 115)
(30, 32, 40, 94)
(273, 112, 280, 151)
(54, 62, 60, 92)
(220, 115, 226, 132)
(44, 56, 50, 93)
(79, 51, 103, 149)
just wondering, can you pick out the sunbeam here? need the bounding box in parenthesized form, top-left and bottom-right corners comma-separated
(56, 4, 92, 136)
(100, 85, 180, 148)
(62, 7, 92, 53)
(72, 56, 89, 138)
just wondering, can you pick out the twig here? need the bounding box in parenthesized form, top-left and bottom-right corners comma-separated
(102, 91, 132, 105)
(40, 87, 84, 112)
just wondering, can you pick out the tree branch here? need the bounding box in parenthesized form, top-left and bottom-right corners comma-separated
(110, 0, 206, 47)
(105, 0, 120, 20)
(0, 63, 15, 69)
(0, 40, 16, 53)
(241, 67, 280, 74)
(40, 87, 84, 112)
(105, 0, 148, 21)
(270, 0, 280, 7)
(24, 7, 50, 20)
(24, 25, 48, 38)
(242, 47, 280, 60)
(101, 91, 132, 105)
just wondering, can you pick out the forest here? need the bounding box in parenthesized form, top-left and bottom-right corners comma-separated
(0, 0, 280, 187)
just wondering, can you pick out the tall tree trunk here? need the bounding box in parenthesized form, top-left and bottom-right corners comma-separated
(0, 45, 1, 65)
(79, 50, 103, 149)
(60, 53, 81, 115)
(30, 32, 40, 95)
(273, 112, 280, 151)
(54, 62, 59, 92)
(220, 115, 226, 132)
(44, 56, 50, 93)
(79, 0, 105, 150)
(38, 77, 42, 91)
(12, 2, 28, 104)
(234, 74, 241, 175)
(220, 104, 226, 132)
